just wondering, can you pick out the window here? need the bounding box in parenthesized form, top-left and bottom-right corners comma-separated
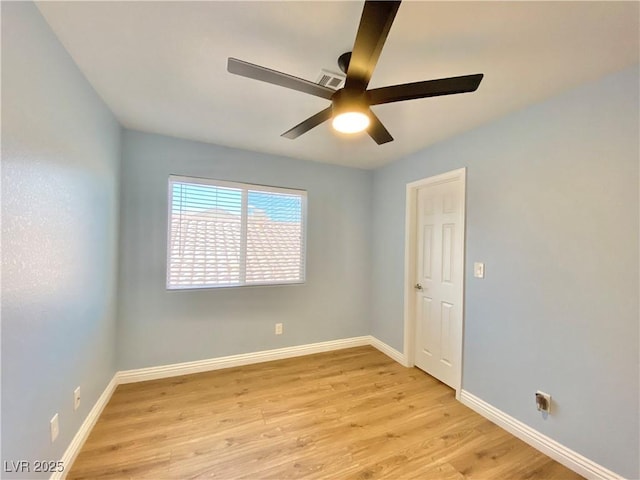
(167, 175, 306, 289)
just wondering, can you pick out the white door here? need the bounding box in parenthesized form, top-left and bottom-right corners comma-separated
(413, 174, 465, 389)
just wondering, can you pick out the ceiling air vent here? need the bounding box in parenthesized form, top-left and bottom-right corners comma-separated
(316, 69, 345, 90)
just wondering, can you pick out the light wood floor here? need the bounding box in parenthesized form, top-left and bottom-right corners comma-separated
(68, 346, 582, 479)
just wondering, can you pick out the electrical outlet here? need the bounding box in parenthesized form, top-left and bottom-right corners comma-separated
(275, 323, 283, 335)
(74, 386, 81, 411)
(50, 414, 59, 442)
(535, 391, 551, 413)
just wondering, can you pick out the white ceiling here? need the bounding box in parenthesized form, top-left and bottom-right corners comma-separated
(37, 1, 639, 169)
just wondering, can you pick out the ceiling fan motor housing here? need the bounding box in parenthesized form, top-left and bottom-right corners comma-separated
(332, 88, 368, 117)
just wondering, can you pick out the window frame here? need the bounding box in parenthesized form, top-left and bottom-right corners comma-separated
(166, 174, 307, 290)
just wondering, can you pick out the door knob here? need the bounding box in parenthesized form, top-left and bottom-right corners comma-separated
(414, 283, 423, 290)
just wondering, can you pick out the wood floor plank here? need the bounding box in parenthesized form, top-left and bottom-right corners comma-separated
(67, 346, 583, 480)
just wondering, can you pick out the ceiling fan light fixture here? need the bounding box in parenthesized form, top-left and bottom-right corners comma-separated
(332, 111, 370, 134)
(331, 88, 370, 134)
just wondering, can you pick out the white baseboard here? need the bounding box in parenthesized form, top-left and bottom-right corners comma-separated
(458, 390, 623, 480)
(54, 342, 623, 480)
(51, 374, 118, 480)
(50, 335, 408, 479)
(117, 336, 372, 384)
(368, 336, 409, 366)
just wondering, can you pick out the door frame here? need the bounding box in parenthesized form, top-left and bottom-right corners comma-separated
(403, 167, 467, 396)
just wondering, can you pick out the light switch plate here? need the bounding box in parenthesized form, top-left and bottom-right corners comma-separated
(474, 262, 485, 278)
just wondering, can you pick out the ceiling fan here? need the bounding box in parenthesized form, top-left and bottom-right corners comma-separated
(227, 0, 483, 145)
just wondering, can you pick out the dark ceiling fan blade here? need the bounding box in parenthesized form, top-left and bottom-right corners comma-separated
(367, 73, 484, 106)
(367, 109, 393, 145)
(345, 1, 401, 91)
(281, 107, 333, 139)
(228, 58, 335, 100)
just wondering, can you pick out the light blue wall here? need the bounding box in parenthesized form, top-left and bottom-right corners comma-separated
(1, 2, 121, 476)
(117, 130, 372, 369)
(3, 2, 637, 478)
(371, 66, 639, 478)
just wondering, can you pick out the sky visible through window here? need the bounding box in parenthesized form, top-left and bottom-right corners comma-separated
(172, 183, 301, 222)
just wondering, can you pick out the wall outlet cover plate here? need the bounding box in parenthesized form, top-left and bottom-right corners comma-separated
(535, 391, 551, 413)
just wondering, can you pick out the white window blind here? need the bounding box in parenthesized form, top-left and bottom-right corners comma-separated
(167, 175, 306, 289)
